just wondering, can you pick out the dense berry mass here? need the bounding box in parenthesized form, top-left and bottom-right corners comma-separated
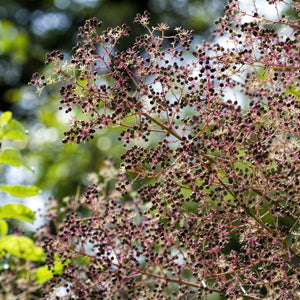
(32, 1, 300, 299)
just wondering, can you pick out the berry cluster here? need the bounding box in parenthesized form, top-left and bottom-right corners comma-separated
(32, 2, 300, 299)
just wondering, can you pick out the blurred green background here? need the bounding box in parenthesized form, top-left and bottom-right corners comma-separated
(0, 0, 225, 199)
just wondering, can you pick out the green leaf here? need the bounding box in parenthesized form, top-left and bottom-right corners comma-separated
(2, 119, 27, 140)
(0, 112, 12, 128)
(0, 147, 32, 170)
(35, 265, 60, 284)
(35, 263, 66, 284)
(0, 185, 39, 198)
(0, 220, 8, 237)
(285, 85, 300, 98)
(0, 235, 45, 261)
(0, 204, 35, 223)
(183, 201, 199, 214)
(35, 255, 69, 284)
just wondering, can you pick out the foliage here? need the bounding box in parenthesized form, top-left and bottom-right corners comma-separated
(32, 0, 299, 299)
(0, 111, 44, 299)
